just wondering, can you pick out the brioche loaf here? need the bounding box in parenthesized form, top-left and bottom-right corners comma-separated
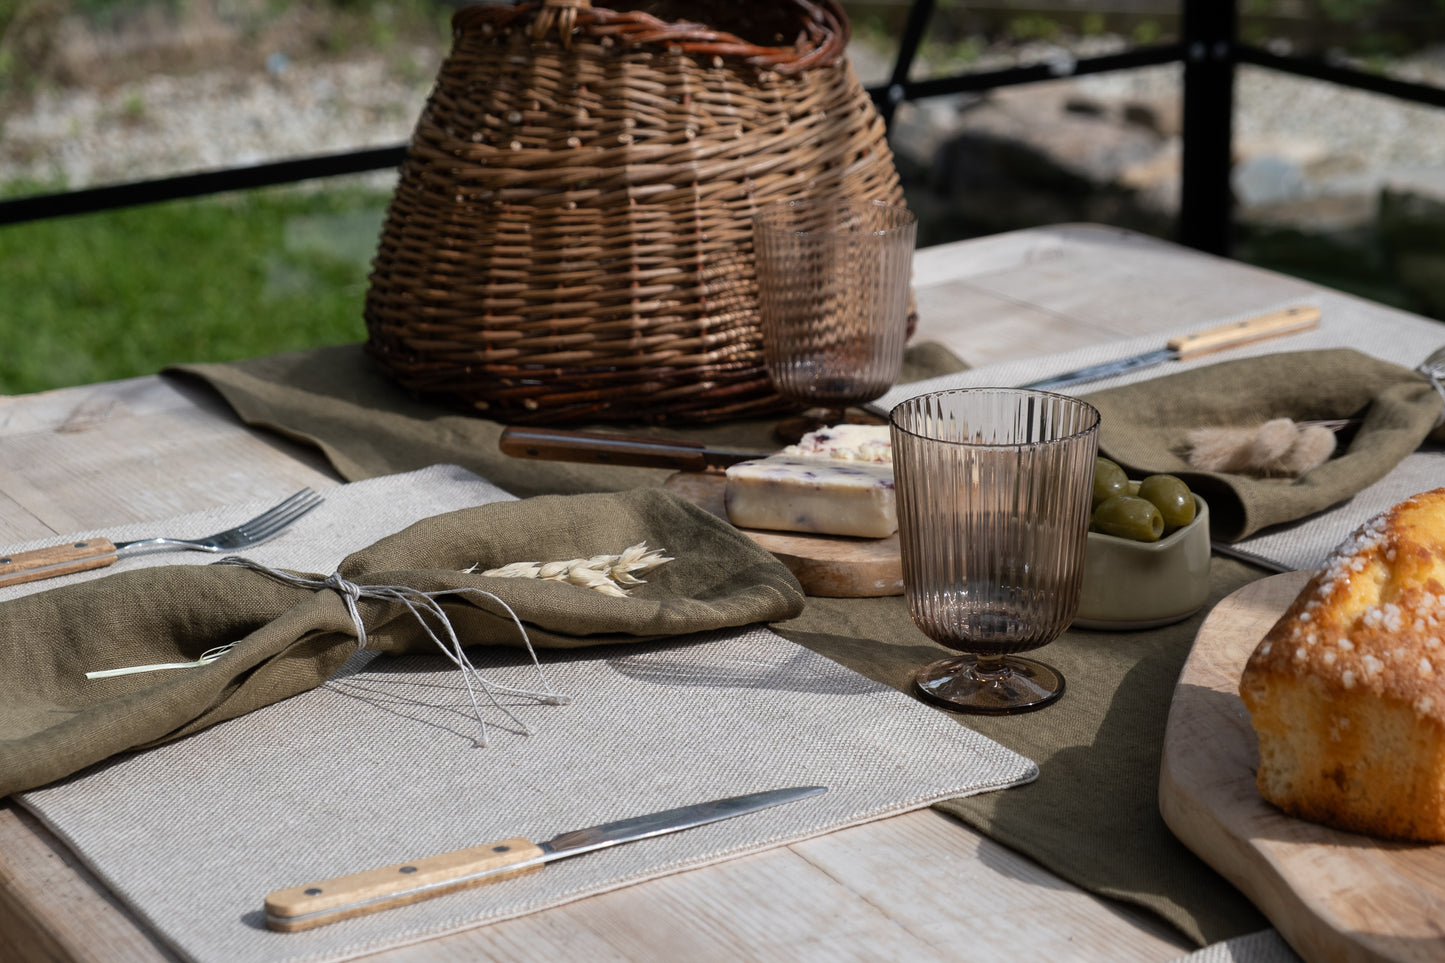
(1239, 487, 1445, 841)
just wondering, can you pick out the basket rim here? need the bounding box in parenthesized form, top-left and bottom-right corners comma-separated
(455, 0, 851, 74)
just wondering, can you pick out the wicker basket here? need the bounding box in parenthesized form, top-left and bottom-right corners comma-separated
(364, 0, 910, 424)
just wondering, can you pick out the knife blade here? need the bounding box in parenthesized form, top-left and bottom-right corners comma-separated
(1021, 305, 1321, 392)
(264, 785, 827, 932)
(499, 426, 767, 471)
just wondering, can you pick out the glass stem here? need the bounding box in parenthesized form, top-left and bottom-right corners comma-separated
(970, 653, 1013, 681)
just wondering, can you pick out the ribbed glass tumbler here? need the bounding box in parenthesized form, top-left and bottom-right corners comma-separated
(890, 388, 1101, 714)
(753, 199, 916, 437)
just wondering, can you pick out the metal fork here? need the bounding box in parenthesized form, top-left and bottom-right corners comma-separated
(0, 488, 325, 589)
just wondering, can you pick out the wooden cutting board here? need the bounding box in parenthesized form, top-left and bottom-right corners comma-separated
(662, 472, 902, 598)
(1160, 571, 1445, 963)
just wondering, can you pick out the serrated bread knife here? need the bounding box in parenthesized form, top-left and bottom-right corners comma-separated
(1021, 305, 1321, 392)
(264, 785, 827, 932)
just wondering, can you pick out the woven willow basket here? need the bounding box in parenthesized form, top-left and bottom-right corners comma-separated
(364, 0, 910, 424)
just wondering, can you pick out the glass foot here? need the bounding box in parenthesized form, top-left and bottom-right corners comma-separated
(913, 655, 1064, 715)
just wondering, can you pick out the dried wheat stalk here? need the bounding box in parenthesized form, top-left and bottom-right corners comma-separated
(467, 542, 673, 597)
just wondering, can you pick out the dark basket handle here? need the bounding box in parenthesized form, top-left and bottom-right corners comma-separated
(463, 0, 850, 74)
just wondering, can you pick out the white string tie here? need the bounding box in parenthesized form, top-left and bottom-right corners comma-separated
(222, 557, 572, 747)
(86, 556, 571, 748)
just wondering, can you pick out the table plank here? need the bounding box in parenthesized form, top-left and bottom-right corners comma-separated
(0, 806, 178, 963)
(0, 223, 1338, 963)
(0, 376, 337, 537)
(931, 224, 1317, 340)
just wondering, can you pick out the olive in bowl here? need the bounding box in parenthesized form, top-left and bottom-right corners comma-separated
(1074, 461, 1211, 630)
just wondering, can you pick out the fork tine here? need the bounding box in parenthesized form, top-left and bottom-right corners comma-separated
(240, 488, 318, 529)
(238, 490, 323, 542)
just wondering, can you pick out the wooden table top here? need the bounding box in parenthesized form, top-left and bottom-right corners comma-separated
(0, 223, 1335, 963)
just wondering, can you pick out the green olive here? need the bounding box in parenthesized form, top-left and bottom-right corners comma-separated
(1092, 457, 1129, 509)
(1092, 495, 1165, 542)
(1137, 474, 1196, 531)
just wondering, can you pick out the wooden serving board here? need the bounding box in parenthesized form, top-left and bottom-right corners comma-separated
(662, 472, 902, 598)
(1160, 571, 1445, 963)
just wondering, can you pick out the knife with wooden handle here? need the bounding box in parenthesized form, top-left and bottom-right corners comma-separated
(264, 785, 826, 932)
(1022, 305, 1322, 392)
(499, 426, 767, 471)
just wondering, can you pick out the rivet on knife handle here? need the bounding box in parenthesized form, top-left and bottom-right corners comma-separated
(264, 837, 547, 932)
(0, 538, 118, 588)
(1167, 305, 1321, 360)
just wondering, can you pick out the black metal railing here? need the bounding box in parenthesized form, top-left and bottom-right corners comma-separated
(3, 0, 1444, 259)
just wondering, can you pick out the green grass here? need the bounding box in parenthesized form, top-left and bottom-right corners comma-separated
(0, 183, 390, 394)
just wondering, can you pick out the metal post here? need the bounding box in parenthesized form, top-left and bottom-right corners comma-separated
(1179, 0, 1237, 256)
(877, 0, 937, 126)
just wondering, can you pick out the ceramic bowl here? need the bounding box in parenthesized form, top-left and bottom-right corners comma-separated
(1073, 494, 1211, 630)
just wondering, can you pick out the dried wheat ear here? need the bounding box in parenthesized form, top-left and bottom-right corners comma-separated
(466, 542, 673, 597)
(1185, 418, 1342, 477)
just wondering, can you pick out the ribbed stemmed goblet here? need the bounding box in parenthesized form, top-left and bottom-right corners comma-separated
(890, 388, 1101, 713)
(753, 198, 916, 441)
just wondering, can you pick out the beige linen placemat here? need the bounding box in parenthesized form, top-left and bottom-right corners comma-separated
(875, 289, 1445, 573)
(11, 466, 1036, 963)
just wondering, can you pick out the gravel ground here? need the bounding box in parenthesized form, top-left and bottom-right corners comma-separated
(1, 48, 439, 190)
(1071, 49, 1445, 204)
(4, 35, 1445, 207)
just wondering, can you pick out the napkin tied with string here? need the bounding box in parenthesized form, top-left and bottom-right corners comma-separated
(1085, 349, 1444, 541)
(0, 489, 804, 798)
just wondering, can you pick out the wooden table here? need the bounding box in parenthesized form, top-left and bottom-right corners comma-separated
(0, 223, 1333, 963)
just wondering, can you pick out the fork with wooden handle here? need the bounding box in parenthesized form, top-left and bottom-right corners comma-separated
(0, 488, 323, 588)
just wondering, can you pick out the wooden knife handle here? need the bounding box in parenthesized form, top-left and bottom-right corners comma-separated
(499, 426, 711, 471)
(264, 836, 547, 932)
(1167, 305, 1321, 360)
(0, 538, 119, 588)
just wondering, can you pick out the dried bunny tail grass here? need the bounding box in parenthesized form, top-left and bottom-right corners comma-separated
(1185, 417, 1338, 477)
(1278, 423, 1339, 475)
(1184, 425, 1261, 473)
(468, 542, 673, 596)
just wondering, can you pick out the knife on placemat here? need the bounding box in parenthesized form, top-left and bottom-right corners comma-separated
(499, 426, 766, 471)
(264, 785, 827, 932)
(1021, 305, 1321, 392)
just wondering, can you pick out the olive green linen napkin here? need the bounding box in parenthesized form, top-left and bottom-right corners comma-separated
(1086, 349, 1444, 542)
(0, 489, 804, 799)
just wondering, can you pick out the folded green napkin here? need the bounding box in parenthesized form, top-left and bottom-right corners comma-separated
(1086, 349, 1444, 541)
(0, 490, 804, 798)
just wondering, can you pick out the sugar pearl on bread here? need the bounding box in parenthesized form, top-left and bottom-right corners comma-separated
(1239, 487, 1445, 842)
